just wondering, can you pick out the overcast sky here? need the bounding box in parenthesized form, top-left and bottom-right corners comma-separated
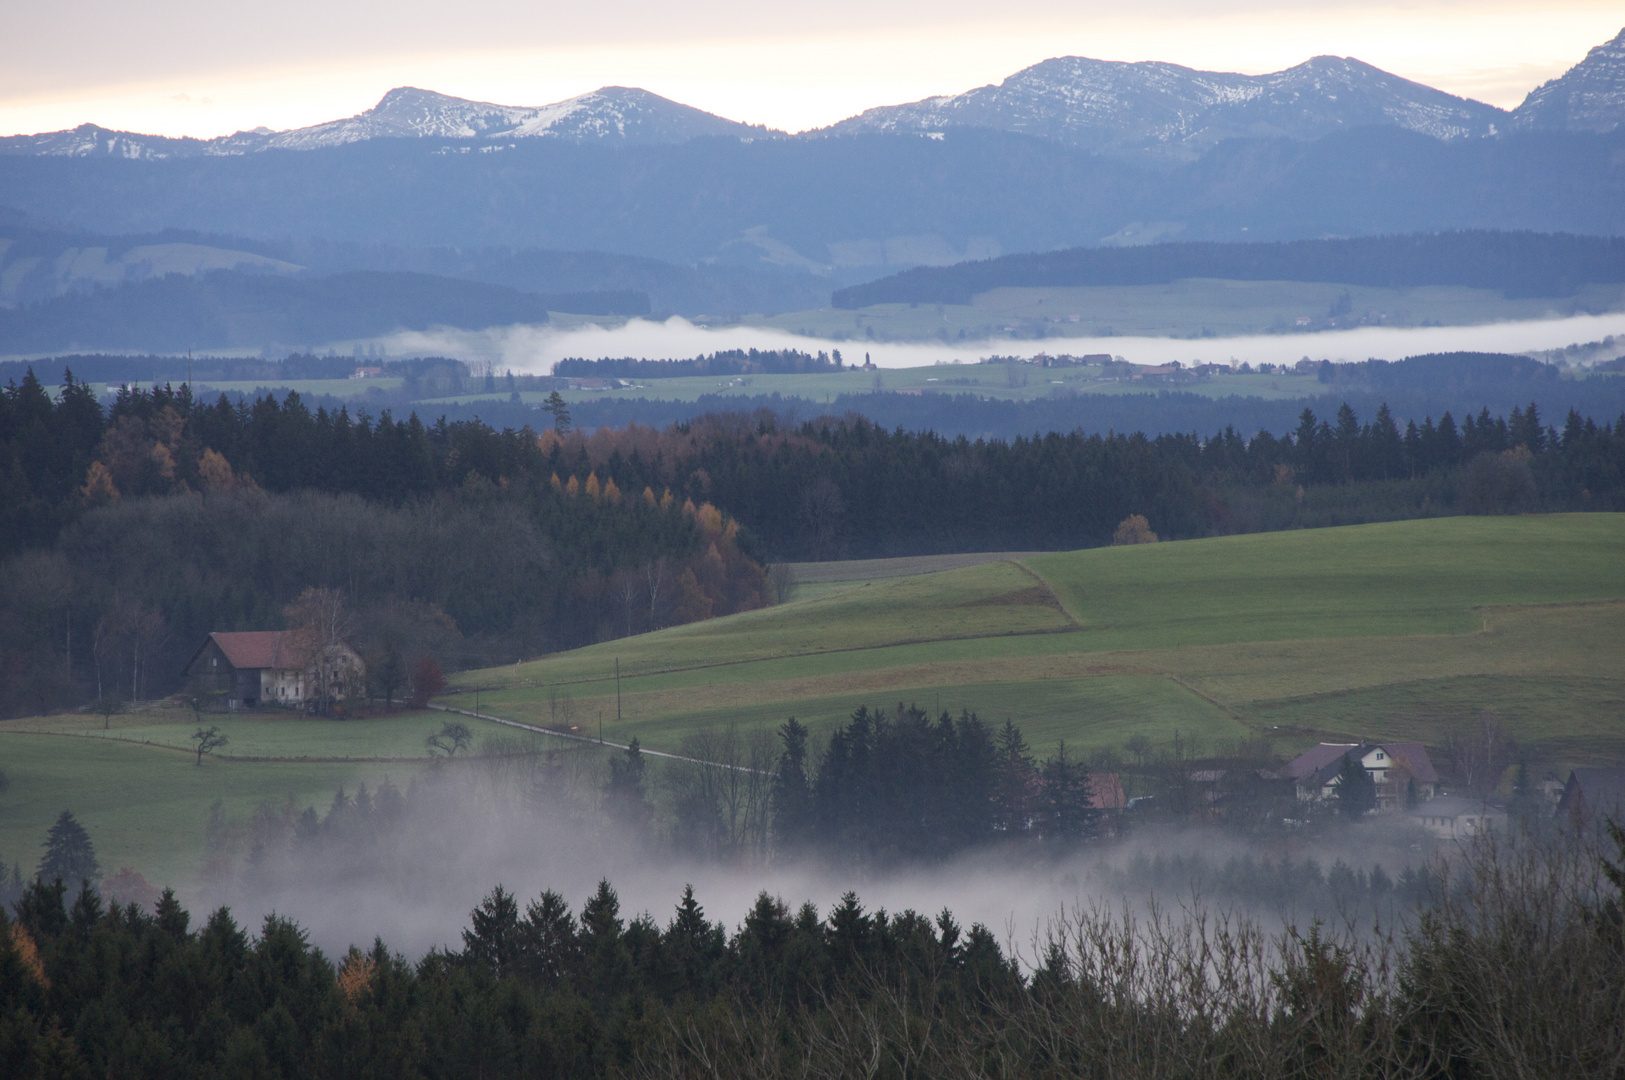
(3, 0, 1621, 137)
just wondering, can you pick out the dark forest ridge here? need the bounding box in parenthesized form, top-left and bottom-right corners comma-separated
(833, 231, 1625, 308)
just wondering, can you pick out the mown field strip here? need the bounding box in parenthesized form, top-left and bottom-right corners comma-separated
(786, 552, 1046, 583)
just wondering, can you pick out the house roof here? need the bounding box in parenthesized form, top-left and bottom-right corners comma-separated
(1375, 742, 1439, 784)
(1283, 743, 1358, 781)
(1562, 768, 1625, 816)
(1088, 773, 1127, 810)
(208, 631, 312, 671)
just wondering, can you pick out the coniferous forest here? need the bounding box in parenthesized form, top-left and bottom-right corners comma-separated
(1, 818, 1621, 1080)
(1, 364, 1623, 715)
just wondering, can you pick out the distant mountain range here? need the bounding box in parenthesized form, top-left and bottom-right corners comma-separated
(0, 86, 769, 161)
(0, 27, 1621, 337)
(3, 28, 1620, 162)
(825, 28, 1624, 159)
(825, 55, 1503, 161)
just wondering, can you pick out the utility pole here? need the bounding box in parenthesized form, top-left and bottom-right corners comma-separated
(599, 710, 603, 745)
(615, 657, 621, 723)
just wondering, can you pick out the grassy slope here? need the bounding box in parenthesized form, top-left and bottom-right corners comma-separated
(1025, 514, 1625, 647)
(459, 514, 1625, 767)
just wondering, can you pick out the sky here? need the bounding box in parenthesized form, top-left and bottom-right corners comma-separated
(2, 1, 1622, 139)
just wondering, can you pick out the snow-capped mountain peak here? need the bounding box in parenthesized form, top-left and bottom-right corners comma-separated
(822, 53, 1505, 159)
(0, 86, 769, 159)
(1510, 26, 1625, 132)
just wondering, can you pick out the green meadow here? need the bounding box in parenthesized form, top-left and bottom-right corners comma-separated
(3, 514, 1621, 888)
(460, 514, 1625, 766)
(0, 706, 520, 886)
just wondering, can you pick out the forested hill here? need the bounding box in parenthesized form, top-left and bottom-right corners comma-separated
(832, 231, 1625, 307)
(0, 270, 648, 354)
(1, 366, 1623, 715)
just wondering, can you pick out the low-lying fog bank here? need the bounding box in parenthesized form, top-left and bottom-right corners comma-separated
(182, 765, 1444, 961)
(374, 311, 1625, 373)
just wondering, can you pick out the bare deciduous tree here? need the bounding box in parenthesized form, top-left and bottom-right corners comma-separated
(766, 562, 794, 605)
(284, 586, 354, 715)
(191, 725, 229, 765)
(1447, 709, 1516, 803)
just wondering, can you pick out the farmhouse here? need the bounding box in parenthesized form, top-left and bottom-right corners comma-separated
(1281, 742, 1438, 810)
(184, 630, 364, 710)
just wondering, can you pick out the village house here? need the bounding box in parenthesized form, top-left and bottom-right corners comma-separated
(1556, 767, 1625, 825)
(1280, 742, 1438, 811)
(1409, 796, 1506, 840)
(184, 630, 365, 711)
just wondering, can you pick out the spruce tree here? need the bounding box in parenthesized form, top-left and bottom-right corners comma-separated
(1336, 754, 1377, 819)
(38, 810, 100, 890)
(771, 717, 814, 852)
(604, 739, 653, 834)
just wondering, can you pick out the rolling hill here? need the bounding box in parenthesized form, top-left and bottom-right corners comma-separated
(444, 514, 1625, 766)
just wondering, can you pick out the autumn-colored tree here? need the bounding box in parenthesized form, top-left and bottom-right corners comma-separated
(1112, 514, 1159, 545)
(197, 447, 238, 491)
(411, 657, 446, 707)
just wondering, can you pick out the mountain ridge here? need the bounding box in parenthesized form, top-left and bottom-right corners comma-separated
(1509, 26, 1625, 133)
(0, 86, 773, 160)
(3, 27, 1621, 162)
(823, 54, 1507, 160)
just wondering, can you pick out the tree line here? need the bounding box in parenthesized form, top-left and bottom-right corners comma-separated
(2, 820, 1620, 1079)
(554, 348, 848, 379)
(772, 708, 1099, 862)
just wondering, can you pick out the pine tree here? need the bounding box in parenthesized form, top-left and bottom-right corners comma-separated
(604, 739, 653, 834)
(38, 810, 100, 890)
(1336, 754, 1376, 819)
(1037, 742, 1093, 841)
(771, 718, 814, 852)
(994, 720, 1037, 836)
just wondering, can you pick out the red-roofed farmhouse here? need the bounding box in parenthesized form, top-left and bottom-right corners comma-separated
(184, 630, 365, 710)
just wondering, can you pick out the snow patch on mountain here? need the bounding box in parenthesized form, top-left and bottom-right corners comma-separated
(1510, 26, 1625, 133)
(825, 54, 1506, 159)
(0, 87, 769, 159)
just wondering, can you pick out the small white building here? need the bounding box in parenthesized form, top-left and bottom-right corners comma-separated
(1409, 796, 1505, 840)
